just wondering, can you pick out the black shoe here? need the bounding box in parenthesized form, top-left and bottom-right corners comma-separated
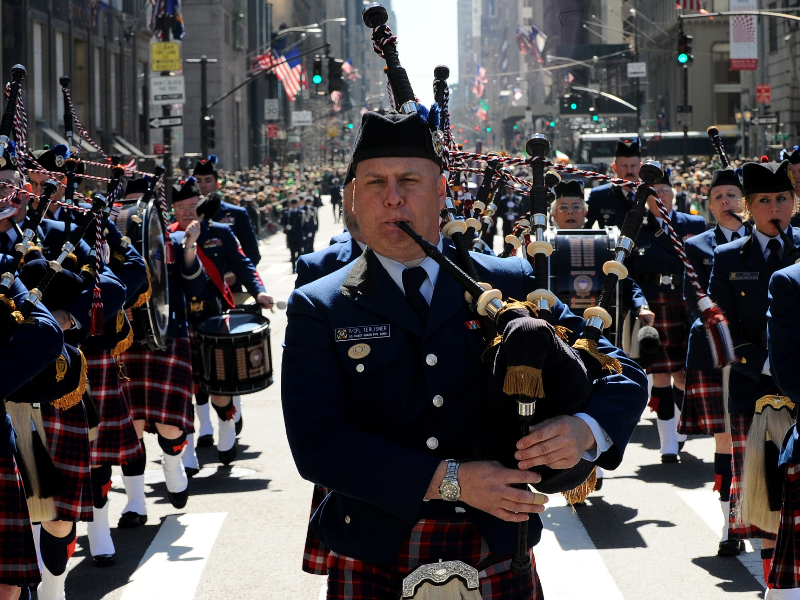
(679, 441, 686, 451)
(197, 434, 214, 448)
(185, 466, 200, 478)
(594, 477, 603, 491)
(218, 443, 238, 466)
(118, 511, 147, 528)
(717, 539, 744, 557)
(92, 553, 117, 567)
(167, 489, 188, 509)
(661, 453, 679, 463)
(235, 416, 243, 436)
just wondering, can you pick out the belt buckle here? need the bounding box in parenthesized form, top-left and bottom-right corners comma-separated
(402, 559, 479, 598)
(190, 301, 205, 312)
(660, 275, 672, 287)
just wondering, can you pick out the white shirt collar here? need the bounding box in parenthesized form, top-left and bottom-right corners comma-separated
(373, 236, 443, 304)
(355, 240, 367, 252)
(754, 226, 785, 258)
(52, 206, 61, 221)
(720, 224, 746, 242)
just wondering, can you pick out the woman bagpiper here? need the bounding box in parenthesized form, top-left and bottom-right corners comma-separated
(708, 158, 800, 586)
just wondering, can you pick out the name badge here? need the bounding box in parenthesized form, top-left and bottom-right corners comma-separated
(703, 258, 714, 265)
(730, 272, 759, 281)
(335, 325, 391, 342)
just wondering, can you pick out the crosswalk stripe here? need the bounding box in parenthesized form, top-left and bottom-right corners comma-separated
(537, 494, 625, 599)
(119, 513, 227, 600)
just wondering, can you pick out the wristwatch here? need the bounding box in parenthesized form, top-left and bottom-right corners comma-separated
(438, 460, 461, 502)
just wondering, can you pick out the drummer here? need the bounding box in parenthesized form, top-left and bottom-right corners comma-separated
(169, 178, 274, 466)
(117, 177, 208, 525)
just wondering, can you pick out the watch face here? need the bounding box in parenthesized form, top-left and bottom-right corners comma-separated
(440, 480, 461, 502)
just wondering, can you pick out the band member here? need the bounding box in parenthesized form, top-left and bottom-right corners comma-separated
(497, 186, 527, 238)
(171, 178, 273, 465)
(708, 159, 800, 583)
(282, 110, 648, 598)
(679, 168, 749, 556)
(282, 197, 306, 273)
(119, 178, 207, 522)
(585, 140, 642, 229)
(302, 196, 319, 254)
(627, 170, 706, 463)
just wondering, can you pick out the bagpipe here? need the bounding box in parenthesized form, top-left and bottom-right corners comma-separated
(362, 1, 662, 584)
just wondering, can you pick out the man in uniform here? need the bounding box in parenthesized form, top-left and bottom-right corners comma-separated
(282, 197, 306, 273)
(302, 196, 319, 254)
(585, 140, 642, 229)
(282, 111, 648, 598)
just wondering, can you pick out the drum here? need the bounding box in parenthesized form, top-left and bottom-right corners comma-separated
(232, 292, 263, 316)
(195, 311, 273, 395)
(112, 198, 170, 351)
(547, 228, 622, 346)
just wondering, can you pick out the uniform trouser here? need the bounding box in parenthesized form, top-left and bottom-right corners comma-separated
(289, 243, 303, 272)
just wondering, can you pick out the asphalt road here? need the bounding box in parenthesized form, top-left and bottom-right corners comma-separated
(65, 203, 766, 600)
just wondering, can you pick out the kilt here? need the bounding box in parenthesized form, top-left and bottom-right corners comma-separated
(84, 349, 143, 466)
(325, 516, 544, 600)
(40, 400, 94, 522)
(678, 369, 726, 435)
(303, 484, 331, 575)
(769, 464, 800, 589)
(729, 413, 776, 540)
(122, 337, 195, 434)
(0, 454, 40, 586)
(187, 326, 201, 395)
(648, 290, 689, 374)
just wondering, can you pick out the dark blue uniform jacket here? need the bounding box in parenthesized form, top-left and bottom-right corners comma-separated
(215, 200, 261, 267)
(295, 238, 363, 289)
(709, 227, 800, 415)
(165, 230, 209, 337)
(282, 245, 648, 564)
(585, 183, 632, 229)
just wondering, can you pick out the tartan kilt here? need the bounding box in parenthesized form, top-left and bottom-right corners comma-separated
(84, 349, 143, 466)
(40, 400, 94, 522)
(187, 326, 201, 396)
(303, 484, 331, 575)
(122, 337, 195, 434)
(0, 454, 40, 586)
(769, 464, 800, 589)
(678, 369, 726, 435)
(729, 413, 777, 540)
(648, 290, 689, 374)
(325, 516, 544, 600)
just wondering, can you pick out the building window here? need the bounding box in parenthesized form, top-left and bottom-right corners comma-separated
(33, 22, 44, 120)
(769, 3, 779, 52)
(224, 13, 231, 45)
(94, 46, 102, 129)
(55, 32, 65, 119)
(712, 43, 739, 125)
(110, 53, 118, 130)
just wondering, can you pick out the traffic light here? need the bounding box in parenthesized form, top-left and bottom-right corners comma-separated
(677, 34, 693, 65)
(561, 93, 587, 114)
(486, 126, 491, 132)
(328, 58, 344, 94)
(548, 120, 556, 127)
(312, 56, 323, 85)
(202, 115, 215, 149)
(347, 123, 354, 130)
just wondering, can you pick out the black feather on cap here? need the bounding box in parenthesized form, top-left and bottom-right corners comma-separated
(554, 180, 584, 199)
(351, 111, 443, 171)
(193, 155, 219, 177)
(615, 139, 641, 158)
(710, 168, 743, 192)
(124, 177, 150, 197)
(787, 146, 800, 165)
(196, 192, 222, 220)
(742, 160, 795, 195)
(172, 177, 201, 203)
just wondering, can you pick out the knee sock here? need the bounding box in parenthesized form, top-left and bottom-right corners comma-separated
(121, 438, 146, 477)
(762, 547, 775, 587)
(714, 453, 734, 501)
(195, 390, 209, 405)
(39, 524, 76, 577)
(653, 386, 674, 420)
(672, 386, 685, 412)
(90, 464, 113, 509)
(157, 431, 187, 456)
(212, 399, 237, 422)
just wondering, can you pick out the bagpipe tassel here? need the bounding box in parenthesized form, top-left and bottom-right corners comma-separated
(503, 366, 544, 399)
(554, 325, 572, 341)
(572, 338, 623, 375)
(164, 239, 175, 265)
(90, 284, 103, 336)
(700, 298, 736, 368)
(562, 467, 597, 506)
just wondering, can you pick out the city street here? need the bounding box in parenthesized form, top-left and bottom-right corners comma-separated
(65, 203, 765, 600)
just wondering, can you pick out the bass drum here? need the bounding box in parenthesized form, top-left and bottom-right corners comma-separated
(547, 227, 622, 347)
(112, 198, 171, 351)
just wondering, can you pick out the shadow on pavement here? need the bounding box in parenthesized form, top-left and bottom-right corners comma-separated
(692, 556, 763, 593)
(578, 496, 675, 549)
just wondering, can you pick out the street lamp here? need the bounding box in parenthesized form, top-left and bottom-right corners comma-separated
(247, 24, 323, 59)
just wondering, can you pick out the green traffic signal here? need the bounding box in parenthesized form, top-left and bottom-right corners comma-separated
(513, 125, 518, 130)
(312, 74, 322, 84)
(347, 123, 354, 129)
(486, 127, 491, 132)
(549, 121, 556, 127)
(592, 114, 599, 122)
(570, 102, 577, 110)
(677, 52, 689, 64)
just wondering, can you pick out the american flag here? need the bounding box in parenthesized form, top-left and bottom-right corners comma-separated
(342, 60, 359, 81)
(252, 49, 302, 101)
(471, 66, 487, 98)
(675, 0, 708, 13)
(150, 0, 185, 40)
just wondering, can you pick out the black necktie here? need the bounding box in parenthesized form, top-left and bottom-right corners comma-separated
(731, 231, 741, 241)
(402, 267, 429, 322)
(767, 238, 783, 272)
(0, 232, 10, 254)
(626, 191, 634, 204)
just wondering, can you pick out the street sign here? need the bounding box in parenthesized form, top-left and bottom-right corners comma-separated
(264, 99, 279, 121)
(153, 143, 165, 155)
(149, 115, 184, 129)
(291, 111, 313, 127)
(151, 42, 182, 72)
(627, 62, 647, 78)
(757, 84, 772, 104)
(267, 124, 279, 139)
(288, 133, 301, 143)
(751, 115, 778, 126)
(676, 105, 693, 128)
(150, 75, 185, 106)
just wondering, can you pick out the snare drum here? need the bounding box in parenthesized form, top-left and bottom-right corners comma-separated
(195, 312, 273, 395)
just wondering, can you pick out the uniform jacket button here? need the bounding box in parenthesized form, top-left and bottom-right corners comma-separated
(344, 515, 351, 524)
(433, 395, 444, 407)
(426, 354, 438, 366)
(426, 437, 439, 450)
(356, 364, 365, 373)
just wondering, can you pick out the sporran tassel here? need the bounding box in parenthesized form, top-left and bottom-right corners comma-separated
(562, 467, 597, 506)
(503, 366, 544, 399)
